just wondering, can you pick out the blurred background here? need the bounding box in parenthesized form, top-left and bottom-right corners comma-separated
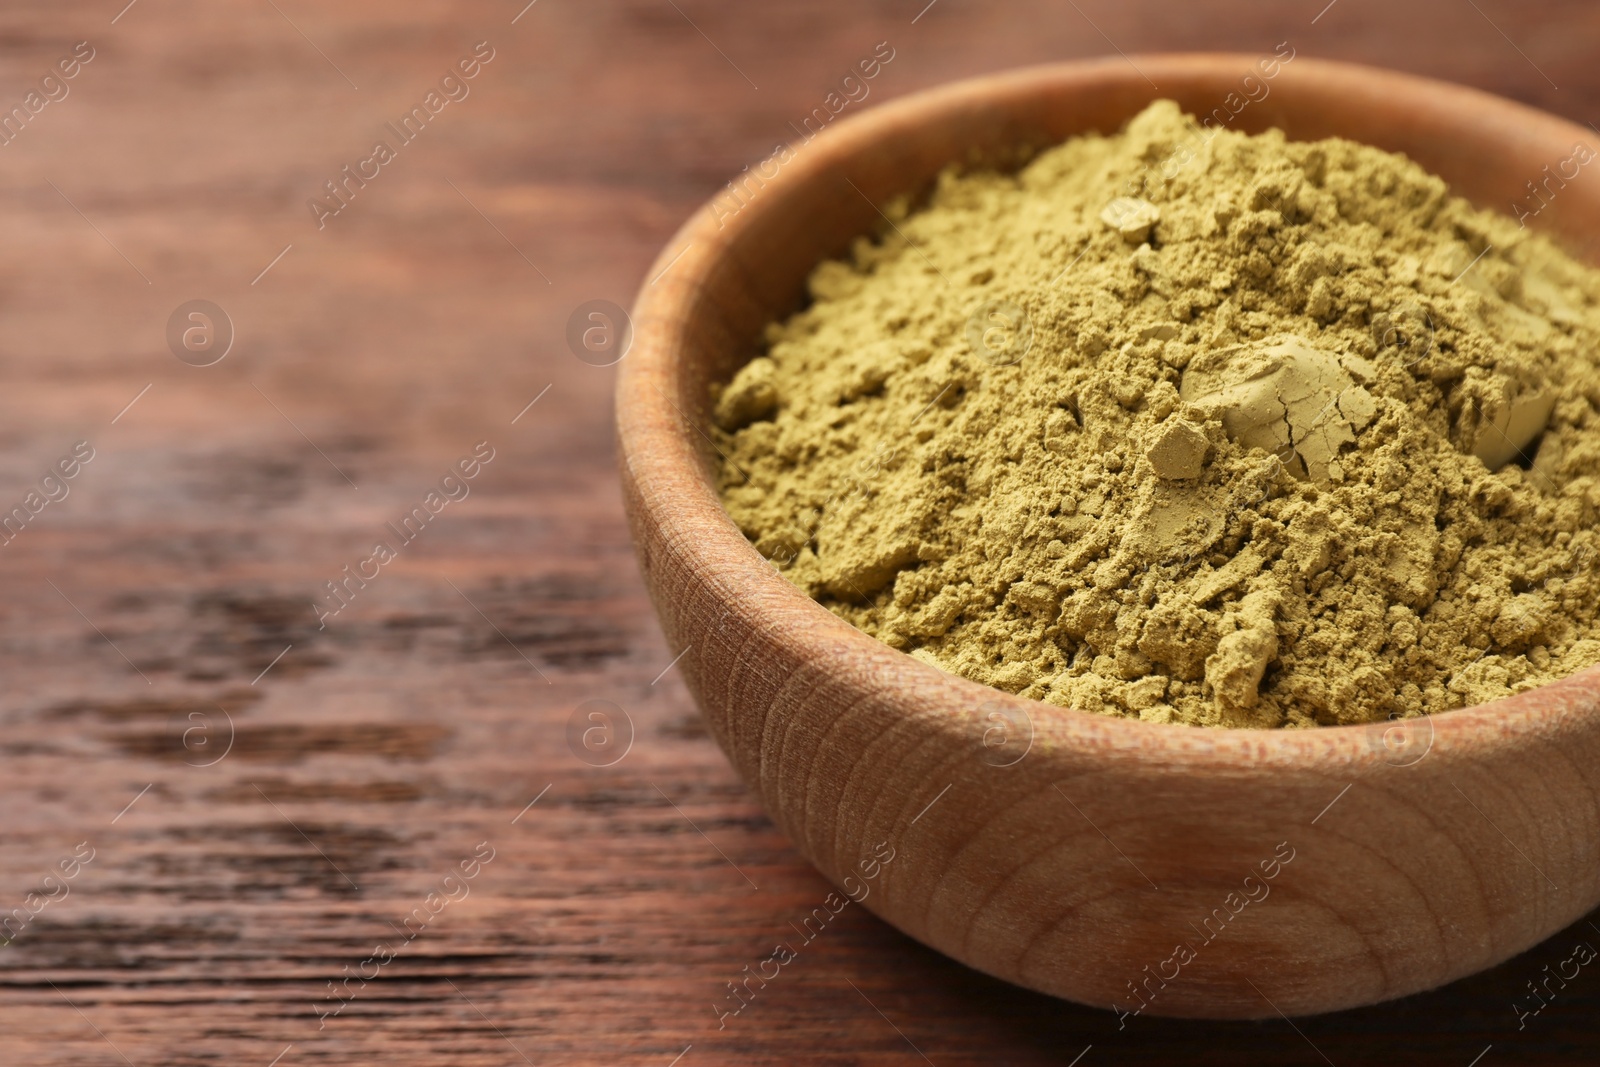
(0, 0, 1593, 1063)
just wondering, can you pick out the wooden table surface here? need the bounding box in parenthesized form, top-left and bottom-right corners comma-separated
(1, 1, 1596, 1063)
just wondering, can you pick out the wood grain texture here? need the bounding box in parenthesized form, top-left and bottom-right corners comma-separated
(0, 0, 1597, 1062)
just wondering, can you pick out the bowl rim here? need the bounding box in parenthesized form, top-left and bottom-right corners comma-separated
(618, 52, 1600, 773)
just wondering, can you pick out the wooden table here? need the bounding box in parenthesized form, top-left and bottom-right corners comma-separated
(1, 1, 1593, 1062)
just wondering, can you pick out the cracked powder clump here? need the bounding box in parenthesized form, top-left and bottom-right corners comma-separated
(711, 100, 1600, 728)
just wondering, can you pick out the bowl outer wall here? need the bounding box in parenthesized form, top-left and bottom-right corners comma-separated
(615, 54, 1600, 1018)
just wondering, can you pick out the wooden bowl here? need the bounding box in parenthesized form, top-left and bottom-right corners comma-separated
(616, 55, 1600, 1019)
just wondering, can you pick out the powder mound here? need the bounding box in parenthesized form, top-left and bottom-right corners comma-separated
(712, 99, 1600, 728)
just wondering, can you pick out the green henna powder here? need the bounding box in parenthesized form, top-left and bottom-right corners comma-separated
(713, 101, 1600, 728)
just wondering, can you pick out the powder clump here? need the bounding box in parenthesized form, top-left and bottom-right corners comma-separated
(712, 100, 1600, 728)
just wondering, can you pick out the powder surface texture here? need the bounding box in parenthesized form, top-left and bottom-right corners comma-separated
(711, 101, 1600, 728)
